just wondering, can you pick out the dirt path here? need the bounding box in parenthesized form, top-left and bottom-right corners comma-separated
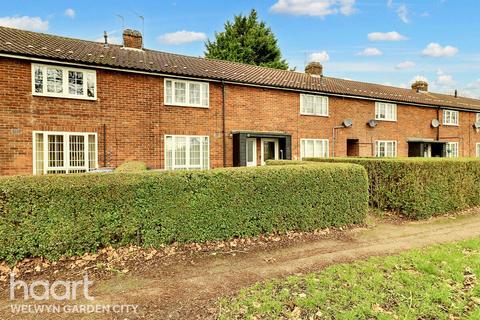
(3, 211, 480, 320)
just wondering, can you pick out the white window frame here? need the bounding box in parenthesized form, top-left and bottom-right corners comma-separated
(164, 78, 209, 108)
(300, 139, 329, 159)
(476, 143, 480, 157)
(31, 64, 97, 100)
(476, 113, 480, 124)
(300, 94, 329, 116)
(445, 142, 459, 158)
(375, 102, 397, 121)
(164, 135, 210, 170)
(375, 140, 397, 157)
(32, 131, 98, 175)
(443, 110, 459, 126)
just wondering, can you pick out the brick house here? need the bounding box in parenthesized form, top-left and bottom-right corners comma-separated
(1, 26, 480, 176)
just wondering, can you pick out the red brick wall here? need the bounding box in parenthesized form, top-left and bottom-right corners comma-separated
(1, 56, 480, 176)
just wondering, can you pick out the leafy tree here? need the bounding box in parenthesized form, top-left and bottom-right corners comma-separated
(205, 9, 288, 70)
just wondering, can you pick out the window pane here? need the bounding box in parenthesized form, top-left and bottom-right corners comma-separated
(201, 83, 209, 106)
(189, 83, 201, 105)
(69, 135, 85, 167)
(202, 137, 209, 169)
(68, 71, 84, 95)
(88, 135, 96, 170)
(47, 68, 63, 93)
(165, 136, 173, 170)
(174, 136, 186, 166)
(34, 66, 43, 93)
(87, 73, 95, 98)
(174, 82, 186, 104)
(35, 133, 44, 174)
(48, 135, 64, 167)
(189, 137, 201, 166)
(165, 80, 173, 104)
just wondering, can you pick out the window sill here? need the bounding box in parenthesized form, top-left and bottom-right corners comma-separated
(165, 103, 209, 109)
(375, 118, 397, 122)
(443, 124, 459, 127)
(32, 93, 97, 101)
(300, 113, 329, 117)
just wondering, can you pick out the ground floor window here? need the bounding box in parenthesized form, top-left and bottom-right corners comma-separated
(33, 131, 98, 175)
(446, 142, 459, 158)
(375, 140, 397, 157)
(165, 135, 209, 170)
(477, 143, 480, 157)
(300, 139, 329, 159)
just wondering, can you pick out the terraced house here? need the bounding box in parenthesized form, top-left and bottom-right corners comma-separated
(1, 26, 480, 176)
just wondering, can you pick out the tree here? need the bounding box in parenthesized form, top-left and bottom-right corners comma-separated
(205, 9, 288, 70)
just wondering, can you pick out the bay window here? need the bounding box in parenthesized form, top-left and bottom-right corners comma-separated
(33, 131, 98, 175)
(32, 64, 96, 100)
(165, 135, 209, 170)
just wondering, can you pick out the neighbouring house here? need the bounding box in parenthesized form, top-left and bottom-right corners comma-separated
(1, 26, 480, 176)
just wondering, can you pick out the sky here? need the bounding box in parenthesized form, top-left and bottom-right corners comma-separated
(2, 0, 480, 98)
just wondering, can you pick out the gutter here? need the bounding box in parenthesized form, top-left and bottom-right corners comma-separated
(1, 52, 478, 113)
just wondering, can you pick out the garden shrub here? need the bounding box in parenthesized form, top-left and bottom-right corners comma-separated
(269, 158, 480, 219)
(0, 164, 368, 262)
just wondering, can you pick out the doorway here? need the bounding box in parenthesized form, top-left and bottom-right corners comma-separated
(246, 138, 257, 166)
(261, 138, 279, 165)
(347, 139, 359, 157)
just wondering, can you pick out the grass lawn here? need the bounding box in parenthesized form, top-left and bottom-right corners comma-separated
(218, 238, 480, 319)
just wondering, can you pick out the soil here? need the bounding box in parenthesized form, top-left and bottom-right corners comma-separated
(1, 209, 480, 320)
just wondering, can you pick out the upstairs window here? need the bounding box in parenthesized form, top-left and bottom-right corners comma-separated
(33, 131, 98, 175)
(300, 94, 329, 116)
(443, 110, 459, 126)
(375, 140, 397, 157)
(476, 113, 480, 123)
(375, 102, 397, 121)
(300, 139, 329, 159)
(164, 79, 209, 108)
(32, 64, 96, 100)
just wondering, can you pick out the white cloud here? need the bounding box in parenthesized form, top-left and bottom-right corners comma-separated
(356, 47, 382, 56)
(65, 8, 75, 19)
(387, 0, 394, 8)
(368, 31, 408, 41)
(157, 31, 207, 45)
(309, 51, 330, 63)
(397, 4, 409, 23)
(412, 75, 429, 83)
(270, 0, 357, 18)
(435, 69, 456, 87)
(422, 43, 458, 57)
(395, 60, 415, 69)
(0, 16, 49, 32)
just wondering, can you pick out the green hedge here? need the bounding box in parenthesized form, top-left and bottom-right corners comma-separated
(270, 158, 480, 219)
(0, 164, 368, 262)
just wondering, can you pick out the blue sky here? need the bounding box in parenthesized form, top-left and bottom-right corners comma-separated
(2, 0, 480, 97)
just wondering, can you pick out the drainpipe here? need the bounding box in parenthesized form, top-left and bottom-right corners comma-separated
(221, 81, 227, 167)
(436, 107, 440, 141)
(332, 126, 344, 157)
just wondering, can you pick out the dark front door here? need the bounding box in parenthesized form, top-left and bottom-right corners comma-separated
(347, 139, 359, 157)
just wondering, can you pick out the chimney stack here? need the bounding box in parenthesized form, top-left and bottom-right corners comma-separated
(411, 80, 428, 92)
(305, 62, 323, 77)
(122, 29, 143, 49)
(103, 31, 109, 48)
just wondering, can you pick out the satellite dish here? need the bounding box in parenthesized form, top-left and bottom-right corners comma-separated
(367, 119, 378, 128)
(342, 119, 353, 128)
(474, 122, 480, 129)
(431, 119, 440, 128)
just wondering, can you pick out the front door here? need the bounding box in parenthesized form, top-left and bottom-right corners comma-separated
(261, 138, 279, 165)
(246, 138, 257, 166)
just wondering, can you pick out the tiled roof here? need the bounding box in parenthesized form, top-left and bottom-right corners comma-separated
(1, 26, 480, 111)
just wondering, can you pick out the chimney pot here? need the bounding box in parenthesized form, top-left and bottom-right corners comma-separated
(122, 29, 143, 49)
(411, 80, 428, 92)
(305, 62, 323, 77)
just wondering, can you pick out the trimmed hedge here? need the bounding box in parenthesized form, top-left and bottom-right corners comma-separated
(115, 161, 148, 173)
(0, 164, 368, 262)
(270, 158, 480, 219)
